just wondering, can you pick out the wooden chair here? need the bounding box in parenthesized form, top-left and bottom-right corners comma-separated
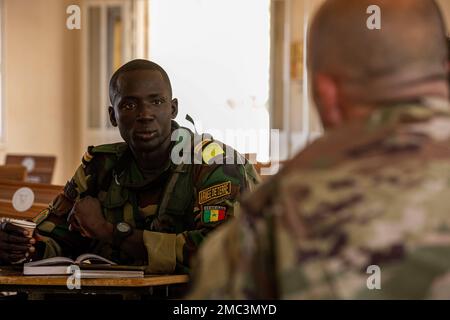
(255, 161, 287, 175)
(0, 180, 62, 220)
(5, 154, 56, 184)
(0, 179, 63, 205)
(0, 199, 48, 220)
(0, 165, 27, 182)
(244, 153, 287, 179)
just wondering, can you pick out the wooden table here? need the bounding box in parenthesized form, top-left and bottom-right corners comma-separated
(0, 267, 189, 300)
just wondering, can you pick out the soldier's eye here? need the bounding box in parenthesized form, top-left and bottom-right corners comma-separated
(121, 103, 137, 110)
(152, 99, 163, 105)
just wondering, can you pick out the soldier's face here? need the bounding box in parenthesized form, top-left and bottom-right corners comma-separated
(109, 69, 178, 153)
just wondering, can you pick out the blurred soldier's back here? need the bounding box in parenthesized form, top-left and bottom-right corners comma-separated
(189, 0, 450, 299)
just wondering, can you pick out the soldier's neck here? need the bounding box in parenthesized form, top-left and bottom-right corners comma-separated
(132, 136, 172, 172)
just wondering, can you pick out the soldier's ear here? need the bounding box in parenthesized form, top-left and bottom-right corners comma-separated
(171, 98, 178, 119)
(313, 73, 342, 129)
(109, 106, 118, 127)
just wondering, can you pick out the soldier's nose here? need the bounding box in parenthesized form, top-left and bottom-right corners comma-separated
(137, 105, 155, 121)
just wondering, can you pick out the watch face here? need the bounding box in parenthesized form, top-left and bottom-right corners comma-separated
(117, 222, 131, 233)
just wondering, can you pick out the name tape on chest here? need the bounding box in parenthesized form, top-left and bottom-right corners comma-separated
(198, 181, 231, 205)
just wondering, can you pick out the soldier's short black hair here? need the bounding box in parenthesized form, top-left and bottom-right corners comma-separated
(109, 59, 172, 105)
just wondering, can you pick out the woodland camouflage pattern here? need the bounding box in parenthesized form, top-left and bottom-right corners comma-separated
(189, 98, 450, 299)
(32, 121, 259, 274)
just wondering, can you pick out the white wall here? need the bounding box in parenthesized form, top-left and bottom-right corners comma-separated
(437, 0, 450, 32)
(0, 0, 80, 185)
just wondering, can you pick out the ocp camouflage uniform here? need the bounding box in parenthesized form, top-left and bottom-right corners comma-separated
(189, 97, 450, 299)
(32, 121, 259, 274)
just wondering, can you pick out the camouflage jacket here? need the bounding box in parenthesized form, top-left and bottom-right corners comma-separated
(189, 97, 450, 299)
(33, 121, 259, 274)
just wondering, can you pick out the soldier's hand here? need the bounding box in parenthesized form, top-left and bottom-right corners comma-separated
(0, 223, 36, 264)
(68, 196, 110, 240)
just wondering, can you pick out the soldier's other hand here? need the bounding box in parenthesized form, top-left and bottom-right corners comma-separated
(0, 223, 36, 264)
(69, 196, 110, 240)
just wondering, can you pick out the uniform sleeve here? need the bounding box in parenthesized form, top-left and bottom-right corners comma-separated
(187, 217, 244, 299)
(188, 182, 277, 299)
(142, 149, 260, 274)
(33, 150, 100, 259)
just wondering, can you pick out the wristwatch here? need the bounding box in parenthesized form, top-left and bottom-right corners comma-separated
(112, 222, 133, 250)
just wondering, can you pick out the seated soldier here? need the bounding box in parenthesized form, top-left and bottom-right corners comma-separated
(0, 60, 259, 273)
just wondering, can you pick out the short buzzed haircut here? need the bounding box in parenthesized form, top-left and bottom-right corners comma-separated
(109, 59, 173, 105)
(308, 0, 448, 84)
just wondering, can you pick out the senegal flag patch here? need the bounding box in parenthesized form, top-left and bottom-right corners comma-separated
(202, 206, 227, 223)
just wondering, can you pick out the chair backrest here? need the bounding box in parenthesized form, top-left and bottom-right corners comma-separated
(5, 154, 56, 184)
(0, 199, 47, 220)
(0, 179, 62, 205)
(0, 165, 27, 182)
(244, 153, 287, 179)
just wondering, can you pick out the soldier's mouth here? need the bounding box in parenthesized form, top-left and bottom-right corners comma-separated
(134, 131, 158, 140)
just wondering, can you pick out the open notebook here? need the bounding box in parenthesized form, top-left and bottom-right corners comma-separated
(23, 253, 145, 278)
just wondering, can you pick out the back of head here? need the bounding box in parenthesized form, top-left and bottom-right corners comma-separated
(308, 0, 448, 104)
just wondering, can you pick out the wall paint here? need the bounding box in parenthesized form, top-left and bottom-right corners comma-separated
(0, 0, 81, 185)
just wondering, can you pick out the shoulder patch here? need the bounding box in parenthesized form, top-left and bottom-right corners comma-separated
(202, 205, 227, 223)
(91, 142, 128, 154)
(202, 142, 225, 164)
(83, 150, 94, 162)
(81, 143, 128, 168)
(198, 181, 231, 205)
(81, 151, 93, 168)
(194, 139, 212, 154)
(32, 208, 50, 225)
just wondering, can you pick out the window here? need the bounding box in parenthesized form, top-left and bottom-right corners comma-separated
(149, 0, 271, 161)
(82, 0, 149, 149)
(270, 0, 324, 160)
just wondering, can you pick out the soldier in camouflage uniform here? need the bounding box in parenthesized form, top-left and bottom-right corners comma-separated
(189, 0, 450, 298)
(0, 60, 259, 273)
